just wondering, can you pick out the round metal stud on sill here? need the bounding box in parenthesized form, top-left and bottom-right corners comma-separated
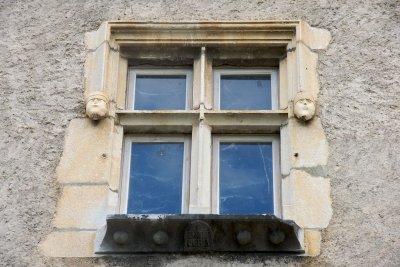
(269, 229, 286, 245)
(113, 230, 129, 245)
(236, 230, 252, 246)
(153, 230, 169, 245)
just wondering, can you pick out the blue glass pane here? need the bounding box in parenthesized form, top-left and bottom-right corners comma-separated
(219, 143, 274, 214)
(220, 75, 271, 110)
(128, 143, 184, 214)
(134, 75, 187, 110)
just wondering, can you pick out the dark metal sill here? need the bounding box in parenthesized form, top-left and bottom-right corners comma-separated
(95, 214, 304, 254)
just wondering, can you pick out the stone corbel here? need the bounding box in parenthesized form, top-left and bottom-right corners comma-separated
(85, 91, 110, 120)
(293, 91, 316, 121)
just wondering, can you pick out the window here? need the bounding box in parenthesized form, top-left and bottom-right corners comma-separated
(127, 69, 193, 110)
(213, 69, 279, 110)
(212, 135, 280, 216)
(49, 21, 332, 256)
(121, 136, 191, 214)
(121, 63, 281, 216)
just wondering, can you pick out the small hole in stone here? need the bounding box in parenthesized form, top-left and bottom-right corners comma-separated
(294, 153, 299, 157)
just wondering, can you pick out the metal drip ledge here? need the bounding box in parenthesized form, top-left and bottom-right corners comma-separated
(95, 214, 304, 254)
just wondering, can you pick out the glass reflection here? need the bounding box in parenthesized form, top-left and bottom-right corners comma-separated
(219, 143, 274, 214)
(220, 75, 271, 110)
(135, 75, 187, 110)
(128, 143, 184, 214)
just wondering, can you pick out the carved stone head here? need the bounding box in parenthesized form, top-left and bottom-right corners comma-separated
(85, 91, 109, 120)
(293, 91, 316, 121)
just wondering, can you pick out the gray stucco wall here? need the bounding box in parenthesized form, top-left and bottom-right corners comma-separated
(1, 0, 399, 266)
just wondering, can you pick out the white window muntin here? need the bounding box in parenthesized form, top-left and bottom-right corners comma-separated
(213, 69, 279, 110)
(127, 68, 193, 110)
(211, 135, 281, 217)
(120, 135, 191, 214)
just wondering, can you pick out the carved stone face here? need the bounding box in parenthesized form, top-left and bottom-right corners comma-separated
(294, 95, 316, 121)
(85, 92, 109, 120)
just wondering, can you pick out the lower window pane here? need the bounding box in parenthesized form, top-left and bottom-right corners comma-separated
(219, 143, 274, 214)
(128, 143, 184, 214)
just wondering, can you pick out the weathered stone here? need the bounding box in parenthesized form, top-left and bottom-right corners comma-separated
(296, 43, 320, 99)
(293, 91, 316, 121)
(304, 229, 321, 257)
(280, 124, 291, 177)
(288, 117, 329, 171)
(282, 170, 332, 228)
(85, 22, 108, 50)
(85, 91, 110, 120)
(56, 118, 113, 184)
(109, 124, 123, 192)
(40, 231, 96, 257)
(299, 21, 332, 50)
(53, 185, 111, 229)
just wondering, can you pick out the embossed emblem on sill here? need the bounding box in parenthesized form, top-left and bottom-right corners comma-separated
(184, 220, 213, 251)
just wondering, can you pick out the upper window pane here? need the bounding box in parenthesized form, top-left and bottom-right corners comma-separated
(220, 75, 271, 110)
(128, 142, 185, 214)
(214, 69, 278, 110)
(219, 142, 274, 215)
(128, 69, 192, 110)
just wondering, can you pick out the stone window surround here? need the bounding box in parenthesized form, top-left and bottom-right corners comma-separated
(40, 21, 332, 257)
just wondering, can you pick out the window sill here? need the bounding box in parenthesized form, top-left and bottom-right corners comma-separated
(116, 110, 288, 133)
(95, 214, 304, 254)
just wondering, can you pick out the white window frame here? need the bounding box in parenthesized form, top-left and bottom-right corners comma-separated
(120, 135, 191, 214)
(211, 135, 281, 217)
(213, 69, 279, 110)
(126, 68, 193, 110)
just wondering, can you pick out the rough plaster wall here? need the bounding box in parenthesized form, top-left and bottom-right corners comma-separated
(0, 0, 399, 266)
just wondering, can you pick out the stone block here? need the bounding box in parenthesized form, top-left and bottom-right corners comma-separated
(53, 185, 110, 229)
(282, 170, 332, 228)
(84, 41, 108, 95)
(299, 21, 332, 50)
(279, 58, 288, 109)
(40, 231, 95, 257)
(304, 229, 321, 257)
(296, 43, 319, 99)
(57, 118, 113, 184)
(85, 22, 108, 50)
(109, 124, 123, 192)
(289, 118, 329, 171)
(280, 124, 291, 177)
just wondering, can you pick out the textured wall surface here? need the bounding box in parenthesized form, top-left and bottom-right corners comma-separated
(0, 0, 399, 266)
